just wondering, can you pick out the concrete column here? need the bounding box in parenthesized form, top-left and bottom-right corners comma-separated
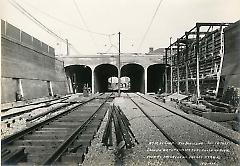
(67, 76, 73, 93)
(177, 67, 180, 94)
(16, 78, 24, 101)
(47, 81, 54, 96)
(195, 25, 201, 99)
(73, 73, 76, 93)
(185, 63, 189, 94)
(145, 67, 147, 94)
(92, 69, 95, 94)
(165, 66, 168, 93)
(18, 79, 24, 97)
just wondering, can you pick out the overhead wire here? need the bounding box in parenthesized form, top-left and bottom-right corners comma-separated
(9, 0, 65, 43)
(10, 0, 135, 55)
(8, 0, 82, 55)
(105, 34, 119, 53)
(14, 0, 118, 54)
(121, 33, 137, 52)
(137, 0, 164, 52)
(72, 0, 98, 51)
(19, 0, 110, 36)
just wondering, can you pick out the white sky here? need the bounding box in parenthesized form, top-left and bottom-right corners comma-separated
(1, 0, 240, 55)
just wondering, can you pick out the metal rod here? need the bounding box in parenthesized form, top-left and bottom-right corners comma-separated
(66, 39, 69, 56)
(185, 32, 189, 94)
(170, 37, 173, 93)
(195, 24, 201, 99)
(165, 48, 168, 93)
(118, 32, 121, 97)
(177, 40, 180, 94)
(215, 26, 224, 96)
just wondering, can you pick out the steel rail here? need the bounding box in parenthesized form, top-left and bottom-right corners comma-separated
(42, 93, 112, 165)
(1, 97, 69, 120)
(1, 96, 69, 112)
(136, 93, 240, 145)
(26, 102, 72, 122)
(127, 93, 199, 166)
(1, 95, 101, 147)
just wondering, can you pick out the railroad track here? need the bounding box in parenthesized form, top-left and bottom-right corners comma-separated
(1, 93, 113, 165)
(126, 93, 240, 166)
(1, 96, 70, 112)
(1, 96, 71, 121)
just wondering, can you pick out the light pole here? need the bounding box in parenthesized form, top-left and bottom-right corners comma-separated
(118, 32, 121, 97)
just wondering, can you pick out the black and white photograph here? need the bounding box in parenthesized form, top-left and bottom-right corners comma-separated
(1, 0, 240, 165)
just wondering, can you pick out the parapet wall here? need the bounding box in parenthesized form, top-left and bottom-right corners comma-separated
(1, 20, 68, 104)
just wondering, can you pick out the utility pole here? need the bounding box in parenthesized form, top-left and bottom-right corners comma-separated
(195, 24, 200, 99)
(165, 48, 168, 93)
(170, 37, 173, 93)
(177, 39, 180, 94)
(66, 39, 69, 56)
(118, 32, 121, 97)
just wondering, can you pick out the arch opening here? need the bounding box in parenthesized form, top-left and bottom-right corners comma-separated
(65, 65, 92, 93)
(121, 64, 144, 93)
(94, 64, 118, 93)
(147, 64, 165, 93)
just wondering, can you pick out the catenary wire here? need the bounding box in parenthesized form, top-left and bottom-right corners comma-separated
(8, 0, 82, 55)
(72, 0, 98, 50)
(137, 0, 164, 52)
(17, 0, 111, 36)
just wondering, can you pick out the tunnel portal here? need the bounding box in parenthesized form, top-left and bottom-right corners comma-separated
(94, 64, 118, 93)
(65, 65, 92, 93)
(147, 64, 165, 93)
(121, 63, 145, 93)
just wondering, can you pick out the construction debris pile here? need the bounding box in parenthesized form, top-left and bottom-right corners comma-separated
(161, 87, 240, 132)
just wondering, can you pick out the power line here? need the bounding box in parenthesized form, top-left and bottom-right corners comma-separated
(13, 0, 120, 54)
(8, 0, 82, 55)
(105, 34, 119, 53)
(9, 0, 65, 42)
(17, 0, 110, 36)
(137, 0, 164, 52)
(72, 0, 97, 50)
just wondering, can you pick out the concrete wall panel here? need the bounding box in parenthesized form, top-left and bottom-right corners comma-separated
(1, 37, 56, 80)
(6, 23, 20, 41)
(52, 81, 68, 95)
(1, 20, 5, 35)
(21, 31, 32, 46)
(1, 78, 17, 103)
(32, 37, 42, 50)
(41, 42, 48, 53)
(55, 61, 66, 80)
(49, 46, 55, 56)
(22, 79, 49, 99)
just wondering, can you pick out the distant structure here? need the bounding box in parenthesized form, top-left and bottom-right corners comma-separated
(147, 47, 165, 55)
(164, 20, 240, 98)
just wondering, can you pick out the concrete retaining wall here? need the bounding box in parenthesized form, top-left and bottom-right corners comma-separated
(1, 20, 68, 104)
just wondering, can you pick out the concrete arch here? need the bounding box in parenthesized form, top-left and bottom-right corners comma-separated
(121, 63, 145, 93)
(65, 65, 92, 93)
(95, 62, 117, 69)
(94, 64, 118, 93)
(147, 64, 165, 93)
(121, 62, 146, 70)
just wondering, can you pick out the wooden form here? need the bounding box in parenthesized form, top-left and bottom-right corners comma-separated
(165, 23, 231, 98)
